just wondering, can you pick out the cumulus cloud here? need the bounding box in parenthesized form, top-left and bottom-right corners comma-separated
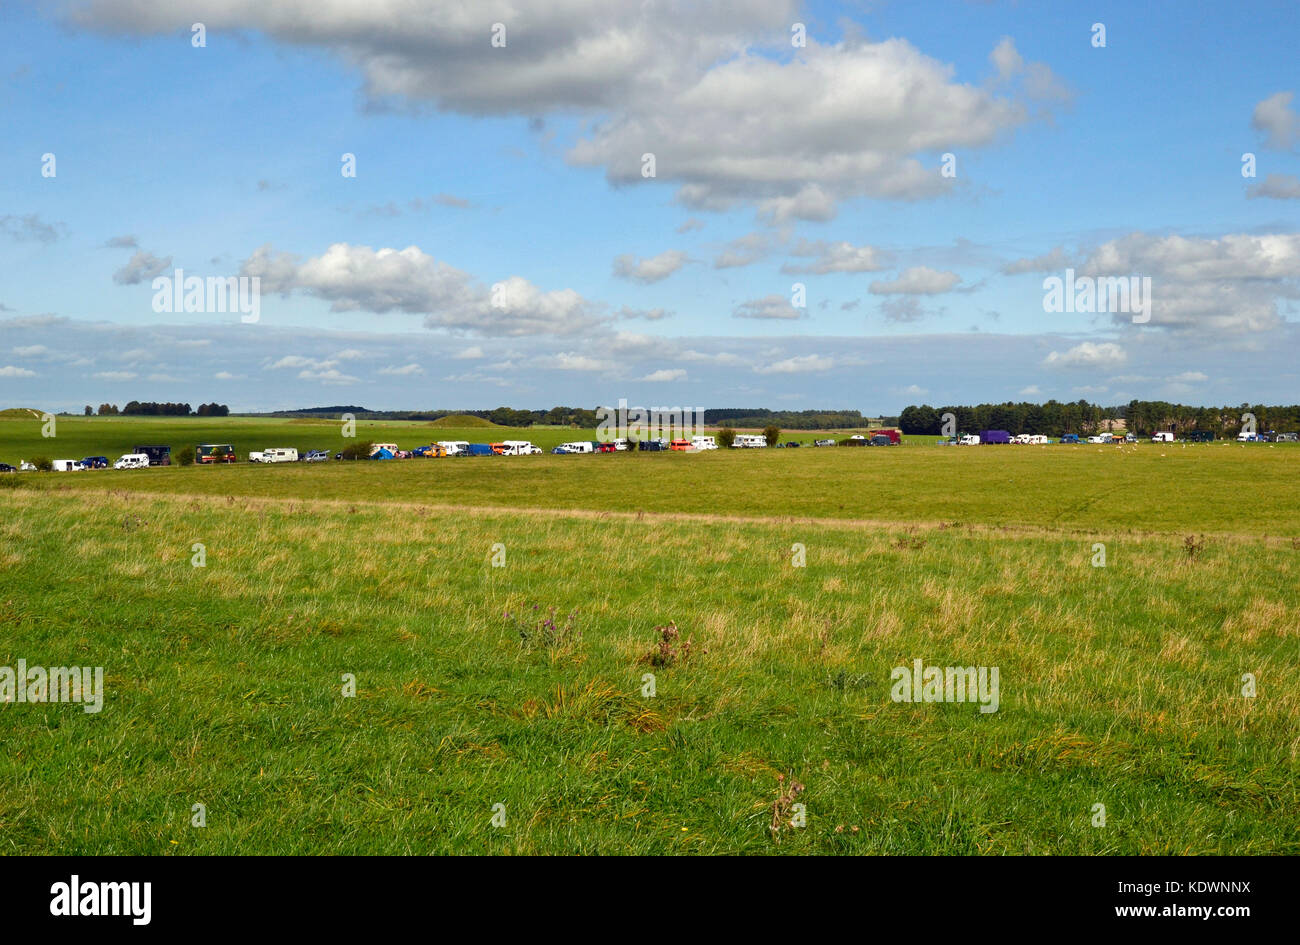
(613, 249, 688, 283)
(1078, 231, 1300, 332)
(1248, 173, 1300, 199)
(377, 363, 423, 376)
(113, 250, 173, 285)
(733, 295, 804, 320)
(1252, 91, 1297, 150)
(639, 368, 686, 382)
(781, 239, 887, 274)
(753, 354, 833, 374)
(241, 242, 604, 336)
(714, 232, 775, 269)
(0, 365, 37, 377)
(1042, 342, 1127, 370)
(1001, 245, 1072, 274)
(92, 370, 138, 380)
(0, 213, 66, 243)
(869, 266, 961, 294)
(104, 234, 138, 249)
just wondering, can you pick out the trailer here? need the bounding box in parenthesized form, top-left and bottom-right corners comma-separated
(196, 443, 236, 464)
(133, 445, 171, 466)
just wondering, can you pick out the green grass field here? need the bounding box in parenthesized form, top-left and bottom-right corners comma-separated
(1, 416, 1296, 854)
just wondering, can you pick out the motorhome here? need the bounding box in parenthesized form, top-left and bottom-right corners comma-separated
(501, 440, 542, 455)
(113, 453, 150, 469)
(263, 448, 299, 463)
(52, 459, 84, 472)
(732, 434, 767, 448)
(959, 434, 980, 446)
(558, 441, 594, 454)
(690, 435, 718, 450)
(436, 441, 470, 456)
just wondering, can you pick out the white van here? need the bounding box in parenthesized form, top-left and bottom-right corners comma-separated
(560, 441, 594, 454)
(1151, 432, 1175, 443)
(52, 459, 84, 472)
(113, 453, 150, 469)
(263, 448, 299, 463)
(437, 440, 470, 456)
(732, 434, 767, 448)
(501, 440, 542, 456)
(691, 435, 718, 450)
(959, 434, 980, 446)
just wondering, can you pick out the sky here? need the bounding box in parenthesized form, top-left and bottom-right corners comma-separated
(1, 0, 1297, 413)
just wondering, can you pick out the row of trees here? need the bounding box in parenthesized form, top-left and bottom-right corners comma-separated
(704, 408, 877, 429)
(86, 402, 230, 416)
(899, 400, 1300, 437)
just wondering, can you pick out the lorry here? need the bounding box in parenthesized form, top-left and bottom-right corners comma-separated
(133, 445, 171, 466)
(978, 430, 1011, 445)
(114, 453, 150, 469)
(196, 444, 237, 464)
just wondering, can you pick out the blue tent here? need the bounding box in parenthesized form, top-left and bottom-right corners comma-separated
(371, 448, 395, 460)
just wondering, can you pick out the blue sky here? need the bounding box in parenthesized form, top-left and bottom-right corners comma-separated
(2, 0, 1297, 412)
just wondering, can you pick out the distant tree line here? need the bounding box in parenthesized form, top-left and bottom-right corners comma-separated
(263, 405, 893, 429)
(92, 402, 230, 416)
(703, 408, 891, 429)
(900, 400, 1300, 437)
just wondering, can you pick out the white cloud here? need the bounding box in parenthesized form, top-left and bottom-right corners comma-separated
(0, 365, 37, 377)
(92, 370, 138, 380)
(869, 266, 961, 294)
(639, 368, 686, 382)
(455, 345, 484, 359)
(754, 354, 833, 374)
(12, 345, 48, 357)
(1019, 385, 1041, 396)
(1252, 91, 1297, 150)
(734, 295, 803, 320)
(378, 363, 423, 376)
(1001, 246, 1071, 274)
(112, 250, 172, 285)
(549, 352, 612, 372)
(613, 249, 688, 284)
(1043, 342, 1127, 370)
(782, 239, 887, 274)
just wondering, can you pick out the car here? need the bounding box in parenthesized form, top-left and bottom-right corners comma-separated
(783, 441, 802, 448)
(0, 463, 15, 473)
(814, 439, 836, 447)
(1277, 432, 1299, 442)
(80, 456, 109, 469)
(595, 441, 618, 453)
(302, 450, 330, 462)
(869, 435, 892, 446)
(637, 440, 667, 451)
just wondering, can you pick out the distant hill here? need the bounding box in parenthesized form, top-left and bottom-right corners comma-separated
(0, 407, 43, 419)
(429, 413, 497, 428)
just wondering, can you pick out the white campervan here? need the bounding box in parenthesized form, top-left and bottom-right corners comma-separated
(501, 440, 542, 456)
(263, 448, 299, 463)
(114, 453, 150, 469)
(959, 434, 980, 446)
(1151, 432, 1175, 443)
(52, 459, 84, 472)
(732, 434, 767, 448)
(437, 440, 470, 456)
(691, 435, 718, 450)
(560, 441, 594, 454)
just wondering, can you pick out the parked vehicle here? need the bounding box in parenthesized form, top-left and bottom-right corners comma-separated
(248, 451, 266, 463)
(1187, 431, 1216, 442)
(114, 453, 150, 469)
(302, 450, 331, 462)
(412, 445, 446, 458)
(670, 439, 693, 451)
(464, 443, 496, 457)
(1150, 432, 1175, 443)
(1277, 432, 1299, 442)
(815, 438, 837, 447)
(732, 434, 767, 448)
(369, 443, 399, 457)
(1086, 435, 1108, 444)
(868, 429, 901, 444)
(979, 430, 1011, 445)
(558, 441, 594, 454)
(594, 441, 617, 453)
(370, 448, 395, 460)
(133, 445, 171, 466)
(436, 441, 470, 456)
(637, 440, 666, 451)
(1236, 431, 1264, 442)
(80, 456, 109, 469)
(52, 459, 84, 472)
(935, 437, 957, 446)
(261, 448, 299, 463)
(501, 440, 542, 455)
(1060, 434, 1080, 444)
(691, 436, 718, 450)
(783, 441, 802, 448)
(959, 434, 980, 446)
(0, 463, 15, 473)
(196, 444, 236, 464)
(869, 435, 892, 446)
(19, 461, 37, 471)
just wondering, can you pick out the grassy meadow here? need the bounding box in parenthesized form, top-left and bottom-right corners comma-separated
(0, 415, 1296, 854)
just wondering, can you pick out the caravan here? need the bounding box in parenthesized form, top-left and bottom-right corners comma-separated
(732, 434, 767, 448)
(113, 453, 150, 469)
(690, 435, 718, 450)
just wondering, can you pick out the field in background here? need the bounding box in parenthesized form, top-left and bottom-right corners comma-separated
(1, 416, 1296, 854)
